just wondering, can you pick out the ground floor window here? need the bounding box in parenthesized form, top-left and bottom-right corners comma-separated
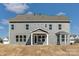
(16, 35, 19, 42)
(24, 35, 26, 42)
(16, 35, 26, 42)
(20, 38, 22, 42)
(57, 34, 67, 45)
(20, 35, 22, 42)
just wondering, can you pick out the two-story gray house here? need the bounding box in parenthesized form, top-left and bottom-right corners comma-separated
(9, 14, 70, 45)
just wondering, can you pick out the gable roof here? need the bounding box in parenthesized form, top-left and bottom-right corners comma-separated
(32, 29, 48, 33)
(56, 31, 69, 35)
(9, 14, 69, 22)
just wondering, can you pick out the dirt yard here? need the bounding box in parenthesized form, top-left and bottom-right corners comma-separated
(0, 44, 79, 56)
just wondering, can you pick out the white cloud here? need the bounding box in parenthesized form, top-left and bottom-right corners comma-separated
(27, 11, 33, 15)
(3, 3, 29, 14)
(0, 19, 8, 25)
(56, 12, 66, 16)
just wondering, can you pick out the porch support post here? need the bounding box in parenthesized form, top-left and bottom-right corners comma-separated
(65, 35, 66, 45)
(47, 34, 48, 45)
(60, 34, 61, 45)
(31, 33, 33, 45)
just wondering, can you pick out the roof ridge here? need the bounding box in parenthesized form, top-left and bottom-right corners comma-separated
(9, 14, 69, 21)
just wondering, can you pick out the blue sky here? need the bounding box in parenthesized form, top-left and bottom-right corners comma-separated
(0, 3, 79, 38)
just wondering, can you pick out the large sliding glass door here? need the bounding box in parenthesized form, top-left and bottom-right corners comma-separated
(33, 34, 47, 45)
(57, 35, 60, 45)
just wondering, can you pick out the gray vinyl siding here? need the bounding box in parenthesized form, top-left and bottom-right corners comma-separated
(9, 22, 70, 45)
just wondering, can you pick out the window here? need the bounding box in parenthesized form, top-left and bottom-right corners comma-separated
(24, 35, 26, 38)
(45, 24, 47, 27)
(42, 36, 45, 42)
(58, 24, 62, 30)
(16, 35, 18, 38)
(16, 35, 26, 42)
(24, 35, 26, 42)
(20, 38, 22, 42)
(49, 24, 52, 30)
(16, 35, 19, 42)
(20, 35, 22, 38)
(24, 39, 26, 42)
(62, 35, 65, 42)
(16, 38, 18, 42)
(11, 24, 14, 30)
(20, 35, 22, 42)
(42, 36, 45, 38)
(26, 24, 29, 30)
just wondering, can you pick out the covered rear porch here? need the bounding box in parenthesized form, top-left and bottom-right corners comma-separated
(56, 31, 69, 45)
(31, 29, 48, 45)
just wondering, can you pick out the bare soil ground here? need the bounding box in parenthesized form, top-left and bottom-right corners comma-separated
(0, 44, 79, 56)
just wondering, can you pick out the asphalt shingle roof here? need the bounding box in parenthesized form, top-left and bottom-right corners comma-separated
(9, 14, 69, 21)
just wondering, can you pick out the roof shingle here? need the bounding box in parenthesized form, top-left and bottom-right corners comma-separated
(9, 14, 69, 21)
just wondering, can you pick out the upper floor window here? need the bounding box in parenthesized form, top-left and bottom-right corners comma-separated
(26, 24, 29, 30)
(45, 24, 47, 27)
(11, 24, 14, 30)
(49, 24, 52, 30)
(58, 24, 62, 30)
